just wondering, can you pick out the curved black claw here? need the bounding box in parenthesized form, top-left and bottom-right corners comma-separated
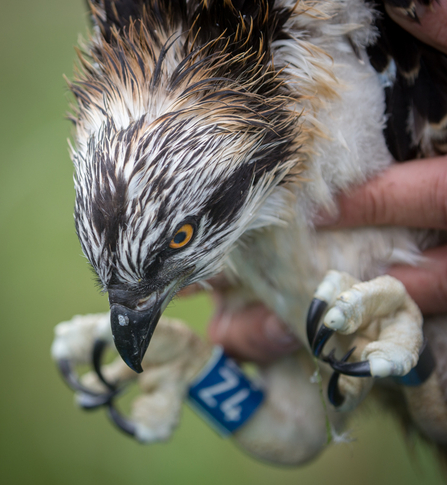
(57, 358, 117, 409)
(306, 298, 328, 349)
(312, 320, 371, 376)
(57, 358, 108, 396)
(76, 391, 114, 410)
(107, 402, 137, 437)
(312, 325, 334, 358)
(327, 372, 345, 407)
(328, 358, 371, 377)
(325, 346, 371, 377)
(326, 348, 361, 407)
(93, 339, 117, 391)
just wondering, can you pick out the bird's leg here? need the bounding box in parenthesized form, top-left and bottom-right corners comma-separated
(307, 270, 430, 410)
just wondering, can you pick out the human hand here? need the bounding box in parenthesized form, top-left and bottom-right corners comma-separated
(177, 278, 302, 363)
(316, 157, 447, 315)
(207, 293, 301, 364)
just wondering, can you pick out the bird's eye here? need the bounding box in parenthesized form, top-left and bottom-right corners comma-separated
(169, 224, 194, 249)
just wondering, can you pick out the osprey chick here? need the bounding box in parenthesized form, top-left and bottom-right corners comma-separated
(59, 0, 447, 459)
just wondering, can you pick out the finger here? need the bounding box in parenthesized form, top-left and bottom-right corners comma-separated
(388, 245, 447, 315)
(385, 1, 447, 55)
(316, 157, 447, 229)
(207, 303, 301, 364)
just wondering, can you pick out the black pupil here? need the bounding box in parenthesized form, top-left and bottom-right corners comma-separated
(173, 231, 187, 244)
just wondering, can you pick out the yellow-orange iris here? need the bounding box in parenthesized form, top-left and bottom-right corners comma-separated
(169, 224, 194, 249)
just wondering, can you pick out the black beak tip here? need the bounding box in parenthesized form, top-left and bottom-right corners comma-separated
(124, 357, 144, 374)
(111, 333, 145, 374)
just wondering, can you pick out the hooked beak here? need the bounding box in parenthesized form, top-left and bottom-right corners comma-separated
(110, 285, 176, 373)
(110, 302, 161, 373)
(109, 270, 193, 373)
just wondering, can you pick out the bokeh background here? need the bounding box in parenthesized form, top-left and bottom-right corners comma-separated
(0, 1, 444, 484)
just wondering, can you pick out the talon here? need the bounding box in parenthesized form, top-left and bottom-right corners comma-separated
(306, 298, 328, 349)
(312, 324, 334, 358)
(327, 371, 344, 407)
(76, 391, 114, 410)
(107, 402, 137, 437)
(326, 346, 371, 377)
(326, 348, 358, 408)
(328, 357, 371, 377)
(57, 356, 121, 410)
(57, 358, 104, 396)
(93, 339, 117, 391)
(312, 318, 371, 376)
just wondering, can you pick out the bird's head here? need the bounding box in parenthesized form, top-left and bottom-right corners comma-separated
(70, 9, 305, 372)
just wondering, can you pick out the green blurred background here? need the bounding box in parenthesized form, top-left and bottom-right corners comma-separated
(0, 1, 444, 483)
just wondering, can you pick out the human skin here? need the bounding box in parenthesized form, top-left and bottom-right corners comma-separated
(206, 5, 447, 363)
(385, 1, 447, 55)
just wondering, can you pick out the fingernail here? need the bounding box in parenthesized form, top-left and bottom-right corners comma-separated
(263, 316, 300, 347)
(386, 3, 426, 23)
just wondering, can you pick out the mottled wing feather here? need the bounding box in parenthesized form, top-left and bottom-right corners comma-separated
(368, 0, 447, 160)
